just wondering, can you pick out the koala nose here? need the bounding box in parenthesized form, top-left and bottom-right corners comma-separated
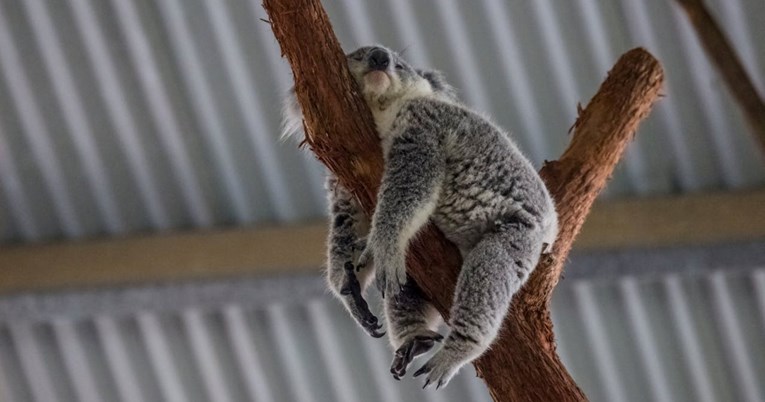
(368, 48, 390, 71)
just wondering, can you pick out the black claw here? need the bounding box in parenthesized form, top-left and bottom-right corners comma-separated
(365, 313, 384, 337)
(390, 342, 413, 378)
(394, 344, 411, 359)
(344, 261, 355, 272)
(364, 315, 378, 326)
(340, 261, 387, 339)
(411, 334, 441, 356)
(436, 380, 444, 390)
(362, 311, 385, 338)
(415, 333, 444, 342)
(390, 332, 441, 379)
(422, 379, 430, 389)
(413, 365, 428, 378)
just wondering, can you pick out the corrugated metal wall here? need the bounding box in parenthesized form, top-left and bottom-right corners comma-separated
(1, 260, 764, 402)
(0, 0, 763, 243)
(1, 0, 764, 401)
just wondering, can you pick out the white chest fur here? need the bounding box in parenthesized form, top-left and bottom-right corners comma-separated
(372, 104, 402, 143)
(369, 79, 435, 154)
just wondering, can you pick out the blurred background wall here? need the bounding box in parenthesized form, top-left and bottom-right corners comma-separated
(0, 0, 763, 401)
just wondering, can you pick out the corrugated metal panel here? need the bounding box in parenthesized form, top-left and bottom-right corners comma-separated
(1, 262, 764, 402)
(557, 270, 765, 402)
(0, 0, 763, 243)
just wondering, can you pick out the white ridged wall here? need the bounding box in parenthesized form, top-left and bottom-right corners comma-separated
(0, 0, 763, 243)
(1, 265, 764, 402)
(1, 0, 764, 401)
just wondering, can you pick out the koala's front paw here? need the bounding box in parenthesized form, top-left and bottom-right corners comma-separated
(375, 252, 407, 299)
(413, 348, 463, 390)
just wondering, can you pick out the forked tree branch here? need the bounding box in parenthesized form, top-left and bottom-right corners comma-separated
(263, 0, 664, 400)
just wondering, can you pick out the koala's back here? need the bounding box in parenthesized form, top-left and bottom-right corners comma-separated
(396, 98, 556, 251)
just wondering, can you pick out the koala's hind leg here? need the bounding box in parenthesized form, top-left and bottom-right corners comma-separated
(327, 259, 383, 338)
(414, 217, 545, 388)
(385, 277, 443, 380)
(326, 179, 383, 338)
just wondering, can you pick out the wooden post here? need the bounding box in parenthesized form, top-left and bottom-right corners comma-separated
(262, 0, 664, 400)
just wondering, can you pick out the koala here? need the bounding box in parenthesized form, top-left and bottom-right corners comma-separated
(283, 45, 558, 389)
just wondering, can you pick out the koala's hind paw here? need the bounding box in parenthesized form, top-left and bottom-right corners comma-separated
(390, 331, 443, 380)
(360, 312, 385, 338)
(413, 349, 463, 390)
(341, 262, 385, 338)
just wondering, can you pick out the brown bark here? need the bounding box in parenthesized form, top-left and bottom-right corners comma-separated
(263, 0, 664, 400)
(674, 0, 765, 154)
(473, 49, 664, 401)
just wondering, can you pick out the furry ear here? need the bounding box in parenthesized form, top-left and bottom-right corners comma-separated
(417, 69, 457, 100)
(280, 86, 304, 142)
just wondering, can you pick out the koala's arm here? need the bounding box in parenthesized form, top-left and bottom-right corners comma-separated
(325, 176, 384, 337)
(364, 125, 445, 297)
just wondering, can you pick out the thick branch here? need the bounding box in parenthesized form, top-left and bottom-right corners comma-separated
(674, 0, 765, 154)
(263, 0, 663, 400)
(473, 49, 664, 401)
(262, 0, 382, 211)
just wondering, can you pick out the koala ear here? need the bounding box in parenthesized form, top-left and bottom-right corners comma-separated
(417, 69, 457, 100)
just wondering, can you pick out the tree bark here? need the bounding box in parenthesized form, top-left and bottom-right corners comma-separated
(263, 0, 664, 400)
(673, 0, 765, 154)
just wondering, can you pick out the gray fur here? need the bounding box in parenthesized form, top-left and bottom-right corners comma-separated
(283, 45, 558, 389)
(324, 175, 384, 338)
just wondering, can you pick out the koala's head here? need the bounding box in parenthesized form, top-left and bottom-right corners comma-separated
(282, 45, 455, 140)
(347, 45, 456, 108)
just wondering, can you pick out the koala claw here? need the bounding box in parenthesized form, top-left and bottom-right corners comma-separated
(390, 331, 443, 379)
(356, 246, 373, 271)
(413, 350, 460, 390)
(375, 257, 407, 299)
(357, 312, 385, 338)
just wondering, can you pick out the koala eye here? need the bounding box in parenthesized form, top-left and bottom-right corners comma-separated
(352, 54, 364, 61)
(395, 64, 404, 70)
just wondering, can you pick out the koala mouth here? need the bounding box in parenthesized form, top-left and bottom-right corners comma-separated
(363, 70, 391, 94)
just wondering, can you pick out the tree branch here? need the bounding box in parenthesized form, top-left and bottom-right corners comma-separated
(473, 49, 663, 401)
(263, 0, 664, 400)
(673, 0, 765, 154)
